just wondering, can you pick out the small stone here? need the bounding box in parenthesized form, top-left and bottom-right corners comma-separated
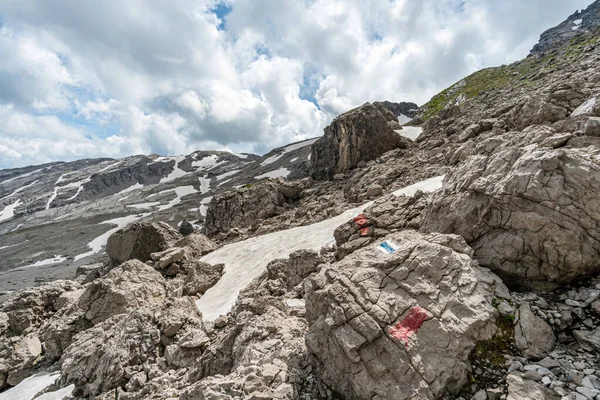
(541, 376, 551, 386)
(576, 385, 600, 398)
(471, 389, 487, 400)
(214, 315, 228, 328)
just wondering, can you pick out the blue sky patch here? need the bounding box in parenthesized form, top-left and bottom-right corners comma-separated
(212, 2, 232, 30)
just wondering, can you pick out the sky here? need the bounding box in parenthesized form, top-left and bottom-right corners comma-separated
(0, 0, 592, 169)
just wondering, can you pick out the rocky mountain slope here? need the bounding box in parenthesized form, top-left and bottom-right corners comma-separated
(4, 2, 600, 400)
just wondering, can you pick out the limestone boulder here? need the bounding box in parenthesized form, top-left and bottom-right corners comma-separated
(305, 230, 506, 399)
(106, 222, 182, 265)
(515, 303, 555, 359)
(424, 143, 600, 289)
(77, 260, 166, 324)
(311, 102, 410, 180)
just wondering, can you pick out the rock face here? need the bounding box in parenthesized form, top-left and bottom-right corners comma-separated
(106, 222, 182, 265)
(424, 142, 600, 289)
(305, 230, 506, 399)
(374, 101, 419, 118)
(515, 303, 555, 359)
(310, 102, 408, 180)
(202, 179, 306, 237)
(77, 260, 166, 324)
(530, 0, 600, 54)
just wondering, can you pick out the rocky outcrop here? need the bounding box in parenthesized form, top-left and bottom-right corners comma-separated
(424, 141, 600, 289)
(77, 260, 166, 324)
(305, 230, 507, 399)
(374, 101, 419, 118)
(203, 179, 308, 237)
(106, 222, 182, 265)
(531, 0, 600, 54)
(310, 102, 409, 180)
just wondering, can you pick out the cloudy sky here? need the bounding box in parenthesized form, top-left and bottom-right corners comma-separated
(0, 0, 592, 168)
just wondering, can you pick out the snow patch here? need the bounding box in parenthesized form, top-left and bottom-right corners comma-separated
(0, 372, 62, 400)
(394, 126, 422, 141)
(255, 167, 290, 180)
(261, 138, 318, 166)
(199, 196, 213, 217)
(0, 168, 43, 186)
(199, 176, 212, 194)
(98, 161, 122, 173)
(574, 18, 583, 25)
(197, 175, 445, 322)
(192, 154, 224, 171)
(127, 202, 161, 210)
(159, 156, 188, 184)
(0, 180, 39, 201)
(15, 255, 67, 271)
(156, 186, 198, 212)
(0, 199, 23, 222)
(216, 169, 240, 181)
(36, 385, 75, 400)
(572, 97, 596, 117)
(397, 114, 412, 124)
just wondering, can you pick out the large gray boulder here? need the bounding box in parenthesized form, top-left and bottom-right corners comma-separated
(305, 230, 506, 399)
(77, 260, 166, 324)
(515, 303, 555, 359)
(106, 222, 182, 265)
(203, 179, 305, 237)
(310, 102, 408, 180)
(424, 143, 600, 289)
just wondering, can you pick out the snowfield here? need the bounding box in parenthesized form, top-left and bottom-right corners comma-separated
(395, 126, 423, 141)
(260, 138, 318, 166)
(0, 372, 73, 400)
(0, 199, 23, 222)
(255, 167, 290, 180)
(196, 175, 445, 322)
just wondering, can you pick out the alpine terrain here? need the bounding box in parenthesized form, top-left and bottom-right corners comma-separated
(3, 2, 600, 400)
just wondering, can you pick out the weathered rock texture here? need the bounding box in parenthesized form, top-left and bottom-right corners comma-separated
(310, 102, 408, 180)
(106, 222, 182, 265)
(424, 142, 600, 289)
(203, 179, 307, 237)
(305, 230, 506, 399)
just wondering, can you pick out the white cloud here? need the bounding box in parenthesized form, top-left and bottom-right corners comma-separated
(0, 0, 593, 168)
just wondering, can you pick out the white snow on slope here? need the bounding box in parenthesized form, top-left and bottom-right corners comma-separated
(394, 126, 423, 141)
(217, 169, 240, 181)
(199, 176, 211, 194)
(15, 255, 67, 271)
(192, 154, 224, 171)
(0, 180, 39, 201)
(0, 199, 23, 222)
(159, 156, 188, 184)
(261, 138, 318, 166)
(572, 97, 596, 117)
(398, 114, 412, 124)
(574, 18, 583, 25)
(98, 161, 122, 173)
(197, 175, 445, 322)
(156, 186, 198, 212)
(46, 174, 92, 208)
(0, 168, 43, 186)
(0, 241, 26, 251)
(75, 214, 149, 261)
(255, 167, 290, 180)
(199, 196, 213, 217)
(0, 372, 64, 400)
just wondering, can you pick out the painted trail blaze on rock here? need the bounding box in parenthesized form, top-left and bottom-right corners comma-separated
(353, 213, 369, 228)
(389, 306, 429, 349)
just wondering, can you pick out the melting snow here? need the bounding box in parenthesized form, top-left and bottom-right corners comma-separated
(46, 175, 91, 209)
(574, 18, 583, 25)
(0, 372, 63, 400)
(0, 168, 43, 186)
(199, 196, 213, 217)
(36, 385, 75, 400)
(398, 114, 413, 124)
(255, 167, 290, 180)
(127, 202, 161, 209)
(199, 176, 212, 194)
(0, 180, 39, 201)
(216, 169, 240, 181)
(0, 199, 23, 222)
(395, 126, 423, 141)
(156, 186, 198, 211)
(15, 255, 67, 271)
(159, 156, 188, 184)
(261, 138, 318, 166)
(192, 154, 224, 171)
(98, 161, 122, 173)
(196, 175, 445, 322)
(572, 97, 596, 117)
(75, 214, 149, 261)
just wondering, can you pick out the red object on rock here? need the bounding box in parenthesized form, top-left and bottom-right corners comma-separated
(353, 213, 369, 228)
(389, 306, 429, 349)
(359, 227, 371, 236)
